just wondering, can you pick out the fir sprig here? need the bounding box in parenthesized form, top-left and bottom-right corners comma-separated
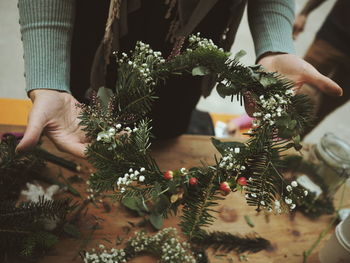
(0, 135, 45, 201)
(0, 197, 72, 259)
(192, 231, 271, 254)
(180, 168, 224, 240)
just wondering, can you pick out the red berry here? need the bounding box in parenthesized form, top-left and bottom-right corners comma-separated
(220, 182, 231, 193)
(163, 170, 173, 180)
(189, 177, 198, 186)
(237, 177, 247, 186)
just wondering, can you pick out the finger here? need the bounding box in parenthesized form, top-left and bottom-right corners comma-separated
(292, 31, 299, 40)
(58, 142, 88, 159)
(303, 66, 343, 96)
(16, 110, 46, 153)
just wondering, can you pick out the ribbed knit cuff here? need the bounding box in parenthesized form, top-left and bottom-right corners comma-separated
(247, 0, 295, 60)
(18, 0, 75, 94)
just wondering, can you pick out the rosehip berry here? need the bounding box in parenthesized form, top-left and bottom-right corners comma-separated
(237, 177, 247, 186)
(219, 182, 231, 193)
(189, 177, 198, 186)
(163, 170, 173, 180)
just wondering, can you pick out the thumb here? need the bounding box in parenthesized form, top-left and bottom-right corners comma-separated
(303, 65, 343, 96)
(16, 109, 46, 153)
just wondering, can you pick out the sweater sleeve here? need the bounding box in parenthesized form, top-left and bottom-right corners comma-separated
(18, 0, 75, 94)
(247, 0, 295, 60)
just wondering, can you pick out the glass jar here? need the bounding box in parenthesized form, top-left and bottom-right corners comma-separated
(307, 133, 350, 197)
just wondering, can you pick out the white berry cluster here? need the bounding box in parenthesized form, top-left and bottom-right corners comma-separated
(219, 147, 246, 172)
(84, 244, 127, 263)
(96, 124, 138, 149)
(284, 180, 308, 211)
(116, 41, 165, 86)
(86, 176, 97, 200)
(130, 228, 196, 263)
(117, 167, 146, 193)
(83, 228, 196, 263)
(246, 178, 308, 213)
(188, 33, 223, 51)
(254, 90, 294, 126)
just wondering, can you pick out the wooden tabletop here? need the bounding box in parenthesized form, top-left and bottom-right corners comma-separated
(1, 125, 349, 263)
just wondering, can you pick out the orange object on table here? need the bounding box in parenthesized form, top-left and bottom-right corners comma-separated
(0, 98, 31, 126)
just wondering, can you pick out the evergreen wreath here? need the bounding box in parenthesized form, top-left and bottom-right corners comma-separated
(79, 33, 312, 245)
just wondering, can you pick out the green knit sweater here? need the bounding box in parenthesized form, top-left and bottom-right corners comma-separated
(18, 0, 295, 94)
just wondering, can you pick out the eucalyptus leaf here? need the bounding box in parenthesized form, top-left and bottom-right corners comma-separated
(192, 66, 210, 76)
(275, 115, 291, 127)
(122, 197, 148, 212)
(149, 213, 163, 230)
(277, 127, 294, 139)
(288, 120, 297, 129)
(216, 83, 236, 98)
(259, 75, 278, 88)
(233, 50, 246, 61)
(293, 135, 302, 151)
(211, 138, 245, 155)
(293, 135, 301, 145)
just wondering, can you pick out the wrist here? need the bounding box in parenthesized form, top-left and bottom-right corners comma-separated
(257, 52, 285, 65)
(28, 89, 69, 102)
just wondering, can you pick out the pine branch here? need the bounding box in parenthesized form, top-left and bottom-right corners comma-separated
(192, 231, 271, 254)
(180, 168, 223, 240)
(0, 197, 72, 258)
(0, 135, 46, 201)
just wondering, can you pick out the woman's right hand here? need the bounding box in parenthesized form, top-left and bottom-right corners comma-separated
(16, 90, 88, 158)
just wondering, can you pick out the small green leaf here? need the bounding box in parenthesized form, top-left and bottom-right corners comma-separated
(259, 75, 278, 88)
(122, 197, 139, 211)
(192, 66, 210, 76)
(244, 215, 255, 228)
(234, 50, 246, 61)
(63, 223, 81, 238)
(293, 135, 301, 145)
(293, 135, 302, 151)
(122, 197, 147, 212)
(211, 138, 245, 155)
(216, 83, 236, 98)
(149, 213, 163, 230)
(288, 120, 297, 129)
(276, 115, 291, 126)
(277, 127, 294, 139)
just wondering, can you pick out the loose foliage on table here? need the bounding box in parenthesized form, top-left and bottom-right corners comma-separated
(0, 135, 75, 261)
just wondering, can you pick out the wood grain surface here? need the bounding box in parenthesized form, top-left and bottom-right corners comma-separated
(1, 126, 349, 263)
